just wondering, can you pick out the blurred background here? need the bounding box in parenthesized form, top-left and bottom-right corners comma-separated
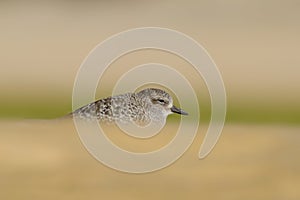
(0, 0, 299, 200)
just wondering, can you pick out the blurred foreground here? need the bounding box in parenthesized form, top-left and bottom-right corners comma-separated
(0, 119, 299, 200)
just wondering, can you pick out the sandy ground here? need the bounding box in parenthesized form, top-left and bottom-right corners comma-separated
(0, 120, 299, 200)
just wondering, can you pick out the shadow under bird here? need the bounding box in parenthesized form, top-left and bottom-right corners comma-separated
(71, 88, 188, 126)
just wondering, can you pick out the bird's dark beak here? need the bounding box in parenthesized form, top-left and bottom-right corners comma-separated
(171, 105, 188, 115)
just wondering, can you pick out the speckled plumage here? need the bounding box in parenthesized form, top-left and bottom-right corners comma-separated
(72, 88, 188, 126)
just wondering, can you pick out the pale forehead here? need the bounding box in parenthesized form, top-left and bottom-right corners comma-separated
(139, 88, 172, 100)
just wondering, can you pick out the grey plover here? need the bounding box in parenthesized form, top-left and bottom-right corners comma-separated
(72, 88, 188, 126)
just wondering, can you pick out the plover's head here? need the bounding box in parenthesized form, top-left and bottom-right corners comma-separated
(137, 88, 188, 123)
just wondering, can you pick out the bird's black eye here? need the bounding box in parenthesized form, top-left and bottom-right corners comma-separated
(151, 98, 168, 105)
(158, 99, 165, 103)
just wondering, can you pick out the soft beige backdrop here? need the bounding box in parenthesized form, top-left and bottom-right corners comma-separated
(0, 0, 299, 122)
